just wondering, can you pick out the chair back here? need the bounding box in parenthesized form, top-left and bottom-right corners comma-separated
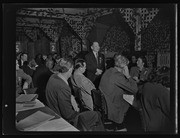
(91, 89, 108, 122)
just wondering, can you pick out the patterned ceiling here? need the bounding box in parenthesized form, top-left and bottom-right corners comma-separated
(16, 8, 159, 42)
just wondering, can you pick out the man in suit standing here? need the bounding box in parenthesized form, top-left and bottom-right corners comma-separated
(85, 41, 105, 89)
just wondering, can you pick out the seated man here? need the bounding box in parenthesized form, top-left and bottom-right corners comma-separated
(16, 60, 32, 97)
(32, 59, 54, 105)
(139, 72, 173, 132)
(71, 58, 95, 111)
(99, 54, 138, 129)
(45, 57, 105, 131)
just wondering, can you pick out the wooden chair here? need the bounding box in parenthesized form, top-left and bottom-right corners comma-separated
(91, 89, 114, 127)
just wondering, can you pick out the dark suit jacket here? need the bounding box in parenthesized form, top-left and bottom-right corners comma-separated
(85, 51, 105, 83)
(18, 59, 24, 69)
(22, 64, 34, 77)
(33, 64, 53, 104)
(33, 65, 53, 89)
(46, 74, 79, 124)
(140, 82, 172, 131)
(99, 67, 138, 124)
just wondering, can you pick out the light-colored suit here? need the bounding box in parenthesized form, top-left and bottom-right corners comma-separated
(73, 72, 95, 110)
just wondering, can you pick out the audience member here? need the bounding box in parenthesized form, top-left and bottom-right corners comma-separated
(128, 55, 137, 70)
(52, 53, 58, 65)
(85, 41, 105, 89)
(21, 59, 36, 78)
(32, 59, 54, 105)
(16, 52, 23, 61)
(35, 53, 44, 66)
(47, 53, 53, 60)
(42, 54, 48, 65)
(45, 57, 105, 131)
(16, 60, 32, 97)
(139, 72, 173, 132)
(99, 54, 138, 129)
(71, 58, 95, 111)
(18, 52, 28, 68)
(130, 56, 151, 84)
(55, 55, 61, 64)
(28, 59, 38, 70)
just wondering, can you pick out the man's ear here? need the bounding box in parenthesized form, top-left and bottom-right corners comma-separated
(91, 46, 93, 50)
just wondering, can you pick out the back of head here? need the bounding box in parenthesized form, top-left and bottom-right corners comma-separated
(114, 54, 129, 68)
(53, 57, 74, 73)
(74, 58, 85, 70)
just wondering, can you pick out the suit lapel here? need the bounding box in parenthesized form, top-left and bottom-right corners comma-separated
(91, 52, 98, 66)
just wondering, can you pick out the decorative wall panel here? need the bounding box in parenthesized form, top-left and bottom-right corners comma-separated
(119, 8, 159, 35)
(101, 26, 130, 53)
(141, 19, 170, 51)
(17, 8, 160, 49)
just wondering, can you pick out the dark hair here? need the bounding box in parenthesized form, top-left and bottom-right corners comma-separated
(146, 70, 157, 82)
(20, 52, 28, 59)
(138, 56, 148, 68)
(16, 52, 23, 59)
(74, 58, 85, 70)
(29, 59, 37, 68)
(46, 59, 54, 69)
(53, 57, 74, 73)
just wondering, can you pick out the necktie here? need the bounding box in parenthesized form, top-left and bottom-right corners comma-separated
(96, 53, 98, 65)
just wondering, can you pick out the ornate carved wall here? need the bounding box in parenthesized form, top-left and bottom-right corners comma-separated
(101, 26, 130, 53)
(16, 7, 172, 67)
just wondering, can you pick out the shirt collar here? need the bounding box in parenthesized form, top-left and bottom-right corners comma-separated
(93, 51, 98, 57)
(58, 73, 69, 85)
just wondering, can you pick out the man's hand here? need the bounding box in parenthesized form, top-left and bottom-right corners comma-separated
(23, 82, 29, 90)
(133, 76, 140, 83)
(122, 65, 131, 79)
(95, 69, 102, 75)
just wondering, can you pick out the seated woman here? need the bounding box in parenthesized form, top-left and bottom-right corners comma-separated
(130, 56, 151, 84)
(16, 59, 32, 97)
(71, 58, 95, 111)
